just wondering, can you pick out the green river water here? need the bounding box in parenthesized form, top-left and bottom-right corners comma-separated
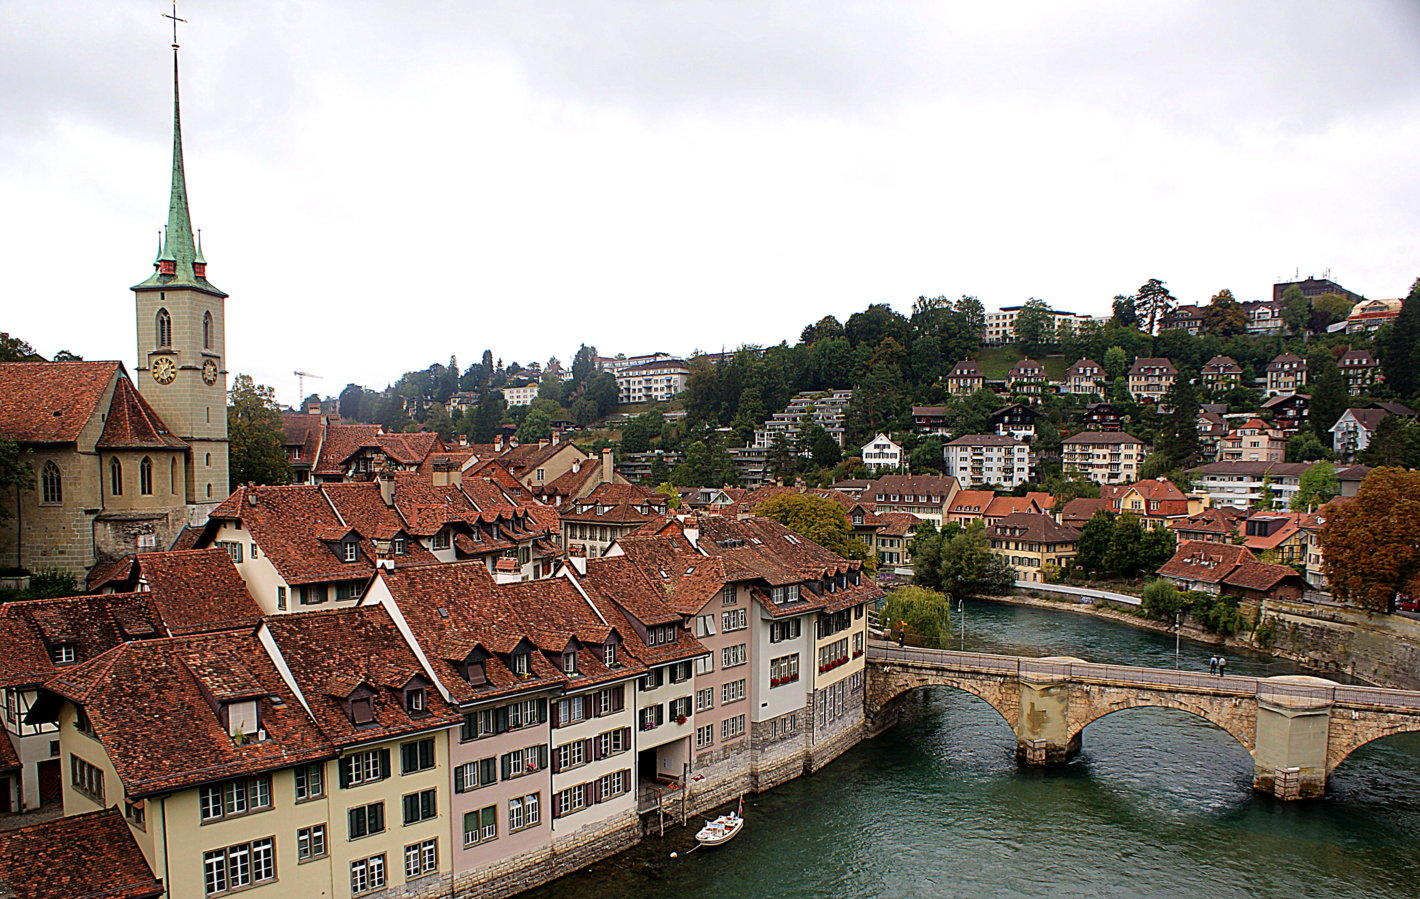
(522, 599, 1420, 898)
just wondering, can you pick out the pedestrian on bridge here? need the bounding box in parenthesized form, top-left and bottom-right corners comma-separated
(897, 628, 906, 648)
(1218, 657, 1227, 677)
(1210, 655, 1218, 674)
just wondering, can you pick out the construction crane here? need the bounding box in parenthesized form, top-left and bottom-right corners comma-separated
(294, 371, 323, 400)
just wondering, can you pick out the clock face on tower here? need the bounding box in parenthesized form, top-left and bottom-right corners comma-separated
(152, 356, 177, 385)
(202, 358, 219, 386)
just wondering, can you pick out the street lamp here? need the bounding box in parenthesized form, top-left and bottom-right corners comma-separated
(1174, 611, 1181, 670)
(959, 597, 966, 651)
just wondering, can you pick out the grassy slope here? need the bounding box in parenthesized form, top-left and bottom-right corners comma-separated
(973, 345, 1072, 380)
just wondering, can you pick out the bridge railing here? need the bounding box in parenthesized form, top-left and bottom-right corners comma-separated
(867, 641, 1420, 711)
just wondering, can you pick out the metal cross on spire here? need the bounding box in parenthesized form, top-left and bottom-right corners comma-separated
(162, 0, 187, 49)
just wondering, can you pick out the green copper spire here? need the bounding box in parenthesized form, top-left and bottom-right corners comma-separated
(134, 46, 225, 297)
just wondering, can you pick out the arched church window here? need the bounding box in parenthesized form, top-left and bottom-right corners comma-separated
(203, 311, 213, 349)
(40, 461, 62, 504)
(140, 457, 153, 496)
(156, 308, 172, 348)
(109, 458, 123, 496)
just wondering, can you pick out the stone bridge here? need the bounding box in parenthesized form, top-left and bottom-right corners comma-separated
(866, 642, 1420, 799)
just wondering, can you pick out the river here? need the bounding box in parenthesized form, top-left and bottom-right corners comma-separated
(522, 598, 1420, 898)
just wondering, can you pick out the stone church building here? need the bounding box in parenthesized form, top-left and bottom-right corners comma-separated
(0, 54, 229, 576)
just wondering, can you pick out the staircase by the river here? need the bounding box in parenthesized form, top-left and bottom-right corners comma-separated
(866, 641, 1420, 799)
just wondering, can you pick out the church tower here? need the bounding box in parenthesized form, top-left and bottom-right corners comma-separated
(133, 36, 229, 513)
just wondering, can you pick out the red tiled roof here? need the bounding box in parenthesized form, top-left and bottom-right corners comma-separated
(987, 512, 1080, 545)
(208, 485, 373, 585)
(949, 490, 996, 515)
(262, 606, 459, 748)
(312, 422, 383, 475)
(1157, 541, 1257, 584)
(0, 361, 120, 444)
(88, 548, 262, 635)
(1224, 561, 1305, 592)
(1128, 357, 1177, 375)
(41, 633, 333, 797)
(1060, 497, 1109, 526)
(0, 592, 166, 688)
(0, 809, 163, 899)
(97, 376, 187, 449)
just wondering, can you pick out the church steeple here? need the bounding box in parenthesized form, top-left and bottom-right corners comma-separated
(134, 40, 224, 297)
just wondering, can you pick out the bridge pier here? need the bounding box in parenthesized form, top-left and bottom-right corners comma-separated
(1015, 676, 1080, 766)
(1252, 695, 1331, 799)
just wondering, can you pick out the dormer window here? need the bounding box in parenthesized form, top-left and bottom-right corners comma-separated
(405, 688, 427, 716)
(342, 540, 358, 563)
(511, 652, 530, 676)
(223, 699, 261, 742)
(52, 643, 76, 665)
(432, 529, 451, 551)
(350, 696, 374, 725)
(604, 643, 617, 667)
(562, 651, 578, 675)
(392, 536, 408, 555)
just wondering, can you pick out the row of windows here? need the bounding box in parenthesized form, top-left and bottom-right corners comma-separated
(552, 769, 631, 819)
(154, 307, 216, 350)
(463, 792, 542, 847)
(35, 456, 180, 505)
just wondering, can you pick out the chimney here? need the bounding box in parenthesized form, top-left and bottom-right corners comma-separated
(377, 470, 395, 506)
(602, 448, 615, 485)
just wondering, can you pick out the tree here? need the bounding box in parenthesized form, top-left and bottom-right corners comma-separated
(756, 494, 874, 569)
(0, 332, 41, 362)
(1103, 514, 1146, 578)
(1013, 298, 1055, 356)
(1286, 431, 1330, 463)
(571, 345, 598, 387)
(0, 435, 35, 524)
(1111, 296, 1140, 329)
(1153, 376, 1200, 471)
(937, 523, 1015, 596)
(1360, 416, 1420, 469)
(1132, 279, 1175, 335)
(584, 371, 620, 417)
(800, 315, 845, 345)
(1291, 461, 1338, 511)
(1308, 348, 1347, 440)
(955, 296, 986, 348)
(1379, 282, 1420, 400)
(1322, 468, 1420, 612)
(656, 481, 681, 509)
(227, 375, 293, 487)
(879, 586, 954, 647)
(1103, 345, 1130, 382)
(1202, 289, 1247, 337)
(1311, 293, 1354, 329)
(1138, 526, 1177, 575)
(570, 396, 599, 427)
(423, 404, 455, 442)
(338, 383, 364, 420)
(469, 391, 506, 443)
(811, 428, 843, 469)
(1281, 285, 1311, 338)
(517, 409, 552, 443)
(1141, 578, 1187, 620)
(1075, 512, 1116, 574)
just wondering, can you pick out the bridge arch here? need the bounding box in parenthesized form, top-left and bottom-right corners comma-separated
(870, 669, 1020, 736)
(1065, 697, 1258, 763)
(1327, 716, 1420, 777)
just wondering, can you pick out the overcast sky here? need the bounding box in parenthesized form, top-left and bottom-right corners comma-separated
(4, 1, 1418, 404)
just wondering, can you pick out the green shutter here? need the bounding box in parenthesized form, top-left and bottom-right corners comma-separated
(378, 749, 391, 780)
(338, 757, 351, 789)
(537, 699, 548, 723)
(496, 707, 509, 733)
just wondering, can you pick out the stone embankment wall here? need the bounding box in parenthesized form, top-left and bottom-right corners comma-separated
(452, 812, 642, 899)
(1260, 600, 1420, 690)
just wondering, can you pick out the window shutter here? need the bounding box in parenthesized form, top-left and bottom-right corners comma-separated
(550, 702, 561, 729)
(611, 686, 624, 712)
(590, 695, 602, 718)
(378, 749, 391, 780)
(537, 745, 548, 770)
(620, 726, 630, 748)
(591, 736, 603, 761)
(501, 755, 512, 780)
(496, 707, 509, 734)
(537, 699, 548, 723)
(338, 757, 351, 789)
(551, 748, 561, 774)
(590, 779, 602, 804)
(347, 807, 359, 837)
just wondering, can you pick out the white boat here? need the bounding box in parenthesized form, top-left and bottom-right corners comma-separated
(695, 811, 743, 846)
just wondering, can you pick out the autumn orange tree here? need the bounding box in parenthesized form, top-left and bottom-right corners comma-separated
(1322, 468, 1420, 612)
(756, 493, 876, 572)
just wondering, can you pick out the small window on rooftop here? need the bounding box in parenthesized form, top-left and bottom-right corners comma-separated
(52, 643, 76, 665)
